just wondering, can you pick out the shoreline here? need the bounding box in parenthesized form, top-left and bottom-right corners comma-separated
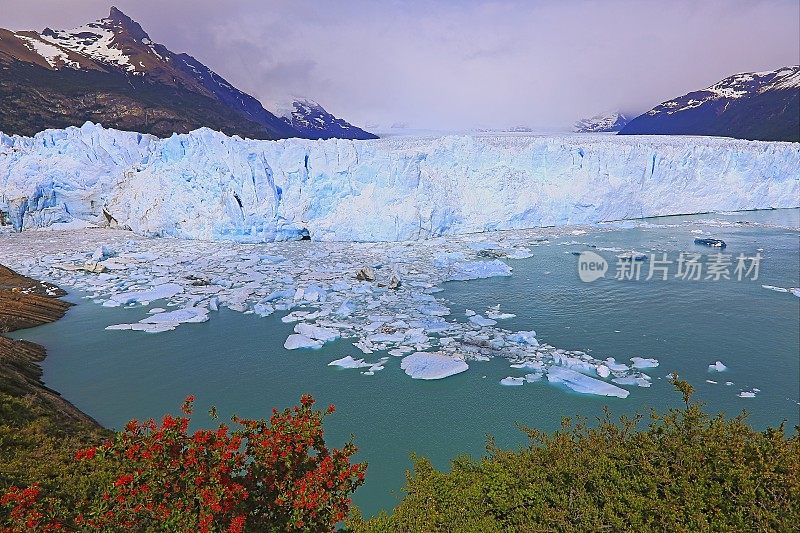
(0, 264, 103, 429)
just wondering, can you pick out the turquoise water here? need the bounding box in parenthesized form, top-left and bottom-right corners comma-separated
(12, 209, 800, 516)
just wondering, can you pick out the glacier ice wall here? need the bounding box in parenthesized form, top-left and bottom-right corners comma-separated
(1, 122, 798, 242)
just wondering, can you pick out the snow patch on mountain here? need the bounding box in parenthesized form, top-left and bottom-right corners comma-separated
(645, 66, 800, 117)
(1, 123, 797, 242)
(39, 17, 135, 72)
(574, 112, 630, 133)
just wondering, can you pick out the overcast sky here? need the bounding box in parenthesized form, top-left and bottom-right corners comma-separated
(3, 0, 799, 131)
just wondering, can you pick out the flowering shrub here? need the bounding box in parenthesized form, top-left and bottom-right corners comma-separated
(1, 395, 365, 532)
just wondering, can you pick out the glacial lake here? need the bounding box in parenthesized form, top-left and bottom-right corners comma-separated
(12, 209, 800, 516)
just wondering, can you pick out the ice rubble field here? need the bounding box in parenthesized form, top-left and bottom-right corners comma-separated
(0, 224, 673, 399)
(1, 123, 799, 241)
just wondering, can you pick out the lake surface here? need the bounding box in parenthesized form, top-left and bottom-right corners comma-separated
(12, 209, 800, 516)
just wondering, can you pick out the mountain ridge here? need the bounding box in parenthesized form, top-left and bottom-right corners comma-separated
(619, 66, 799, 142)
(0, 7, 376, 140)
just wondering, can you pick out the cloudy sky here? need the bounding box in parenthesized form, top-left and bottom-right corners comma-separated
(4, 0, 799, 131)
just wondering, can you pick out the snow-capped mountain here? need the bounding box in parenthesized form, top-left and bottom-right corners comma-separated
(574, 112, 630, 133)
(271, 97, 377, 140)
(0, 8, 369, 141)
(619, 66, 800, 142)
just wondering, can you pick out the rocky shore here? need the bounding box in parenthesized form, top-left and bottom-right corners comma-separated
(0, 264, 101, 428)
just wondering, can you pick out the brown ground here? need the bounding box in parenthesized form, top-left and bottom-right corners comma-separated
(0, 265, 102, 428)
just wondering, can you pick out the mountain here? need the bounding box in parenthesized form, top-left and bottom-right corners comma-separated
(271, 97, 377, 140)
(574, 112, 630, 133)
(619, 67, 800, 142)
(0, 8, 293, 139)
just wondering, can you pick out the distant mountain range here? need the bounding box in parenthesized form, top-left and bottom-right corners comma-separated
(0, 7, 375, 140)
(619, 66, 799, 142)
(271, 97, 377, 140)
(574, 112, 630, 133)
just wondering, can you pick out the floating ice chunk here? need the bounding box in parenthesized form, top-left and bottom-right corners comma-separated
(148, 307, 166, 314)
(284, 334, 323, 350)
(400, 352, 469, 380)
(105, 324, 132, 330)
(709, 361, 727, 372)
(253, 302, 275, 317)
(446, 260, 512, 281)
(418, 303, 450, 317)
(596, 364, 611, 378)
(469, 314, 497, 327)
(464, 309, 476, 317)
(264, 289, 295, 302)
(133, 323, 177, 333)
(706, 379, 718, 384)
(504, 247, 533, 259)
(525, 372, 544, 382)
(612, 375, 652, 388)
(336, 300, 355, 316)
(738, 390, 757, 398)
(507, 330, 538, 346)
(510, 360, 544, 370)
(604, 358, 629, 372)
(294, 323, 339, 342)
(500, 376, 525, 386)
(761, 285, 789, 293)
(792, 288, 800, 298)
(328, 356, 371, 369)
(617, 251, 648, 262)
(353, 339, 374, 354)
(630, 357, 659, 369)
(110, 283, 183, 305)
(486, 310, 516, 320)
(367, 332, 406, 343)
(546, 367, 630, 398)
(140, 307, 209, 325)
(282, 311, 315, 323)
(91, 245, 114, 262)
(552, 354, 596, 373)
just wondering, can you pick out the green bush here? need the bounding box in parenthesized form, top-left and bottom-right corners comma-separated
(350, 379, 799, 532)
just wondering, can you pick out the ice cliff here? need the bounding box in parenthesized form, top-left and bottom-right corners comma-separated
(1, 122, 798, 242)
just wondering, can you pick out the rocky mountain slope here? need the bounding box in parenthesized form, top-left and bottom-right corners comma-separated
(0, 8, 374, 140)
(619, 67, 800, 142)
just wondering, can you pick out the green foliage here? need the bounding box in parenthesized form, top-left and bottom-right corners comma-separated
(351, 385, 800, 532)
(0, 391, 119, 526)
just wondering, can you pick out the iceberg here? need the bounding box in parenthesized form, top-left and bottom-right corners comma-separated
(284, 334, 323, 350)
(630, 357, 659, 369)
(500, 376, 526, 386)
(109, 283, 183, 305)
(4, 123, 796, 241)
(328, 356, 371, 369)
(709, 360, 728, 372)
(546, 367, 630, 398)
(294, 323, 340, 342)
(400, 352, 469, 380)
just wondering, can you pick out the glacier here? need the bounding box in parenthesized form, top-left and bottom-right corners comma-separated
(1, 122, 798, 242)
